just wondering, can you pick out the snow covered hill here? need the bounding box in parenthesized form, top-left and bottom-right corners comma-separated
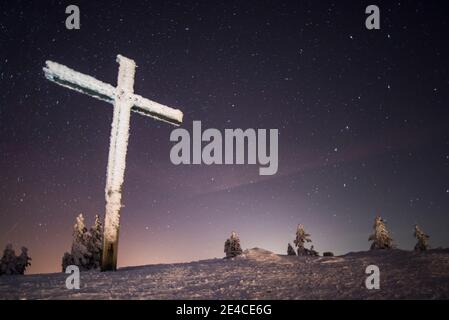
(0, 248, 448, 299)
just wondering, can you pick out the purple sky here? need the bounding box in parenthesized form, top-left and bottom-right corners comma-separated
(1, 0, 449, 274)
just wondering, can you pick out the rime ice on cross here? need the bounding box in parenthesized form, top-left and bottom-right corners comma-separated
(43, 55, 183, 271)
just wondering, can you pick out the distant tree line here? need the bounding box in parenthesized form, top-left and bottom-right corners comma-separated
(367, 216, 430, 252)
(223, 216, 432, 259)
(0, 214, 435, 276)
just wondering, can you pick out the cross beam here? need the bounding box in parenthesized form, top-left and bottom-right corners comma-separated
(43, 55, 183, 271)
(44, 58, 183, 126)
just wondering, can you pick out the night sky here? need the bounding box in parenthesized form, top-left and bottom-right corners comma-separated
(1, 0, 449, 274)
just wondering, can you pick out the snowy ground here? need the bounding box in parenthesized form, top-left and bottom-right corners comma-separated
(0, 248, 448, 299)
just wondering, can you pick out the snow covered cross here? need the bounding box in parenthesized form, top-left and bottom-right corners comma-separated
(43, 55, 183, 271)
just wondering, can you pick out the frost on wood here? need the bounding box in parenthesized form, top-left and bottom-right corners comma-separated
(369, 216, 394, 250)
(43, 58, 183, 125)
(103, 55, 135, 250)
(224, 231, 243, 258)
(44, 61, 116, 103)
(43, 54, 184, 271)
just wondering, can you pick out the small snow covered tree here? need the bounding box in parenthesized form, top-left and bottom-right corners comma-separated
(62, 214, 104, 271)
(87, 214, 103, 269)
(414, 224, 430, 252)
(368, 216, 394, 250)
(287, 243, 296, 256)
(0, 244, 17, 275)
(224, 231, 243, 258)
(15, 247, 31, 275)
(0, 244, 31, 275)
(294, 224, 312, 256)
(70, 213, 92, 270)
(61, 252, 75, 271)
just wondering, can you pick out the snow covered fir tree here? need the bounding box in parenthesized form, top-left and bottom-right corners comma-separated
(293, 224, 318, 256)
(224, 231, 243, 258)
(414, 224, 430, 251)
(15, 247, 31, 275)
(0, 244, 31, 276)
(62, 214, 103, 271)
(87, 215, 103, 269)
(368, 216, 394, 250)
(294, 224, 311, 254)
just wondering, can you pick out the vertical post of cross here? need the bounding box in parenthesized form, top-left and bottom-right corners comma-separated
(101, 55, 136, 271)
(43, 54, 183, 272)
